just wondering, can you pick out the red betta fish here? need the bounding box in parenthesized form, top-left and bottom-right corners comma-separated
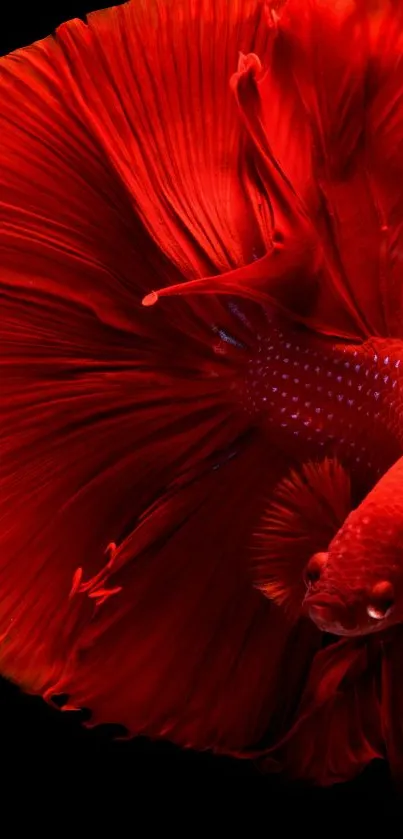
(1, 0, 403, 786)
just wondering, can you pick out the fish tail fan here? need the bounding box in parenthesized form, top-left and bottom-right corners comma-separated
(0, 0, 321, 753)
(145, 0, 403, 345)
(276, 0, 403, 340)
(44, 432, 320, 756)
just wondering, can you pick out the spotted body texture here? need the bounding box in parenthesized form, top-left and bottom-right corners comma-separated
(240, 320, 403, 480)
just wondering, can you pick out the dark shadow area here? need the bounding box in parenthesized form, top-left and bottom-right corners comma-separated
(0, 674, 398, 807)
(2, 3, 126, 54)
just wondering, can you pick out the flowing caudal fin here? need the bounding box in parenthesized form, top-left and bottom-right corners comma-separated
(264, 637, 383, 785)
(279, 0, 403, 340)
(44, 434, 320, 756)
(0, 0, 321, 757)
(146, 1, 403, 344)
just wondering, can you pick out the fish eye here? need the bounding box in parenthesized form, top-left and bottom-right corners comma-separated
(366, 580, 394, 621)
(304, 552, 328, 586)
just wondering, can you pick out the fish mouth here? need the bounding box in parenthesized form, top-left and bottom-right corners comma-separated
(303, 592, 358, 634)
(303, 592, 342, 609)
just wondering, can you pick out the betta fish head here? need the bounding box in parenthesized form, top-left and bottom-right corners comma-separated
(304, 457, 403, 637)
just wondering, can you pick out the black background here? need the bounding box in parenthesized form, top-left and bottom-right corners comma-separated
(0, 2, 398, 809)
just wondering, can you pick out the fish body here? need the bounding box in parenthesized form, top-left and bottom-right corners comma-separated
(3, 0, 403, 786)
(240, 322, 403, 476)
